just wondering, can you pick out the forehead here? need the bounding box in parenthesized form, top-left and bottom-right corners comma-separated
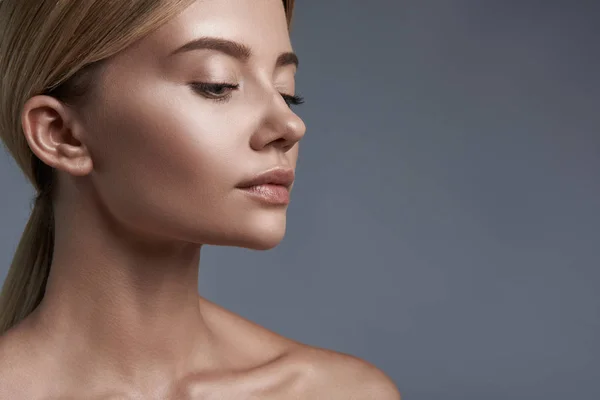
(140, 0, 292, 62)
(88, 0, 294, 109)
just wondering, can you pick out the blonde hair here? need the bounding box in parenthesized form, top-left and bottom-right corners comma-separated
(0, 0, 295, 335)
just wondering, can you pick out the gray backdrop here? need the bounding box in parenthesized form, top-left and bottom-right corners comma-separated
(1, 1, 599, 399)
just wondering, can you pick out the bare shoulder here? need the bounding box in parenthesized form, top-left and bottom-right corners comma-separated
(199, 296, 400, 399)
(287, 345, 401, 400)
(0, 331, 41, 399)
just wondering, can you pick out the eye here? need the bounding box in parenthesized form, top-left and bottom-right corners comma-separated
(190, 82, 304, 108)
(281, 93, 305, 108)
(190, 82, 239, 102)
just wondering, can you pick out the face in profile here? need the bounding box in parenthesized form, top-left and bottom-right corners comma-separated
(75, 0, 306, 250)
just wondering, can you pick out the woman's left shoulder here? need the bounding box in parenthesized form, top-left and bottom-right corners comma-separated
(286, 345, 402, 399)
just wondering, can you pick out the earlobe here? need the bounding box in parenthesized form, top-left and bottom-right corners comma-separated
(21, 95, 93, 177)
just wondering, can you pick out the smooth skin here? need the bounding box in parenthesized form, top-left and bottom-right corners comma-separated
(0, 0, 400, 398)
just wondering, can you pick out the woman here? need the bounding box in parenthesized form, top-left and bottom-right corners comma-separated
(0, 0, 400, 398)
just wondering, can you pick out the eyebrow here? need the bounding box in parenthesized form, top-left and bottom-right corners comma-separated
(169, 36, 299, 69)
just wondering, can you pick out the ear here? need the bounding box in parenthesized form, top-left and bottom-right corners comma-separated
(21, 95, 93, 177)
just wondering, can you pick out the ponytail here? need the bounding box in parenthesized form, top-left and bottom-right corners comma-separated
(0, 191, 54, 335)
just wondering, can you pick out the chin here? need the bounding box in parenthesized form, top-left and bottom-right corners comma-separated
(218, 229, 286, 251)
(201, 211, 288, 250)
(237, 216, 287, 250)
(243, 236, 284, 251)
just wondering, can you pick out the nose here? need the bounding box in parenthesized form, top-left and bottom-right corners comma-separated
(249, 90, 306, 152)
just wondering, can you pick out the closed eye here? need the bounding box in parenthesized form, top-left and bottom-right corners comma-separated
(190, 82, 304, 107)
(281, 94, 304, 107)
(190, 82, 239, 102)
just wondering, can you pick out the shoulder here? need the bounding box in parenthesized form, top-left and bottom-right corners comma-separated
(288, 345, 401, 400)
(198, 297, 400, 399)
(0, 332, 39, 399)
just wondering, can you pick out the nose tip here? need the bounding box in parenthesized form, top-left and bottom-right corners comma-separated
(282, 112, 306, 144)
(251, 97, 306, 152)
(251, 87, 306, 152)
(288, 112, 306, 139)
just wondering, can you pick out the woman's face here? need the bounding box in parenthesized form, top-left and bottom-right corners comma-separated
(78, 0, 305, 249)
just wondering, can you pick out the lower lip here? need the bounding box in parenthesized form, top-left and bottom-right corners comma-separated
(238, 184, 290, 205)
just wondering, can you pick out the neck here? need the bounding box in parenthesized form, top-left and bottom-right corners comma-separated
(27, 191, 221, 386)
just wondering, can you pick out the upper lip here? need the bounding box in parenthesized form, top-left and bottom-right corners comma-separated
(236, 167, 295, 189)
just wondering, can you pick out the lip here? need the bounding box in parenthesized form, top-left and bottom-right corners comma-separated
(236, 167, 294, 205)
(236, 167, 295, 189)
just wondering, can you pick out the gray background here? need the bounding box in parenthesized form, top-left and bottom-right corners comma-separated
(1, 1, 599, 399)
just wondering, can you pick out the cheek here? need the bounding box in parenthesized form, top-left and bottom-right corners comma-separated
(292, 142, 300, 160)
(287, 143, 300, 168)
(86, 88, 251, 232)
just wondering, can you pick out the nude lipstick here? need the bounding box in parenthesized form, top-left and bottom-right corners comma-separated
(236, 167, 294, 205)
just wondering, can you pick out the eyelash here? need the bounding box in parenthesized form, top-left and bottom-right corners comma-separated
(190, 82, 304, 107)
